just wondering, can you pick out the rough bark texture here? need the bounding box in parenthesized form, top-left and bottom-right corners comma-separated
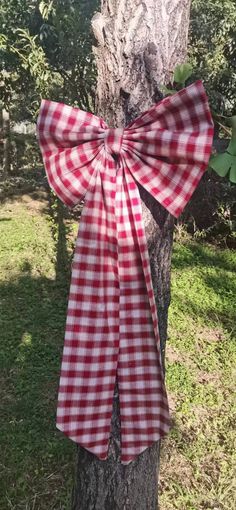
(72, 1, 191, 509)
(1, 109, 11, 180)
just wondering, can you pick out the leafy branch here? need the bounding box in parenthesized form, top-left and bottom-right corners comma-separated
(209, 115, 236, 183)
(0, 27, 60, 105)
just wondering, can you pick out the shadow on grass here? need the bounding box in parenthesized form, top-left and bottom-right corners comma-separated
(172, 241, 235, 273)
(175, 268, 235, 324)
(171, 241, 236, 337)
(0, 195, 77, 508)
(0, 268, 76, 508)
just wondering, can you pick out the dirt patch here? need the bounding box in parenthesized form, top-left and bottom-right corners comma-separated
(196, 326, 225, 343)
(166, 345, 184, 364)
(159, 448, 194, 490)
(189, 403, 210, 425)
(166, 344, 196, 372)
(3, 189, 49, 215)
(20, 190, 49, 214)
(197, 370, 222, 386)
(167, 392, 177, 414)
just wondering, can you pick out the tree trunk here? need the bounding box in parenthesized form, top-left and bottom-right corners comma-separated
(72, 1, 191, 509)
(1, 109, 11, 180)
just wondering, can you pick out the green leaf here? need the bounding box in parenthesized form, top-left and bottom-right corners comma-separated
(39, 1, 55, 20)
(227, 137, 236, 156)
(229, 160, 236, 183)
(209, 153, 234, 177)
(160, 85, 176, 96)
(226, 116, 236, 155)
(227, 115, 236, 131)
(209, 151, 236, 183)
(174, 63, 193, 85)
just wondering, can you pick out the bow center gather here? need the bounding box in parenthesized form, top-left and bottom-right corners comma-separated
(104, 128, 124, 157)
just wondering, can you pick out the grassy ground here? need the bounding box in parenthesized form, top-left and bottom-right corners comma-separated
(159, 242, 236, 510)
(0, 192, 235, 509)
(0, 192, 75, 509)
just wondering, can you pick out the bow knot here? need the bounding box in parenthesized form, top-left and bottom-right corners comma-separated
(104, 128, 124, 157)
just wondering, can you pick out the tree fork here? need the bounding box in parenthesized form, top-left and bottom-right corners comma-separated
(72, 1, 191, 509)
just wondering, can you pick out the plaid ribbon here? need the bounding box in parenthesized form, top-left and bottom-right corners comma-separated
(37, 81, 213, 464)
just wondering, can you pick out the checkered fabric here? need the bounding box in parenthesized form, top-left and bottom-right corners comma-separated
(37, 80, 213, 464)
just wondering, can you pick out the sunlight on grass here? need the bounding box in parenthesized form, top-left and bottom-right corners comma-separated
(20, 332, 32, 346)
(160, 241, 236, 510)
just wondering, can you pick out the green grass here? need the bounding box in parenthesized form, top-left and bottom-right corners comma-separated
(0, 193, 235, 509)
(0, 193, 75, 509)
(160, 242, 236, 510)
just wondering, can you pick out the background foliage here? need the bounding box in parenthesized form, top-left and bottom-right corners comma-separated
(1, 0, 235, 118)
(0, 0, 99, 118)
(190, 0, 236, 116)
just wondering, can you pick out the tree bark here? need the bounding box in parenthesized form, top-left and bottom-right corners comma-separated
(1, 109, 11, 180)
(72, 1, 191, 509)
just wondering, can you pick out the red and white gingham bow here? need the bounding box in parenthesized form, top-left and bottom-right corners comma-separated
(37, 81, 213, 464)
